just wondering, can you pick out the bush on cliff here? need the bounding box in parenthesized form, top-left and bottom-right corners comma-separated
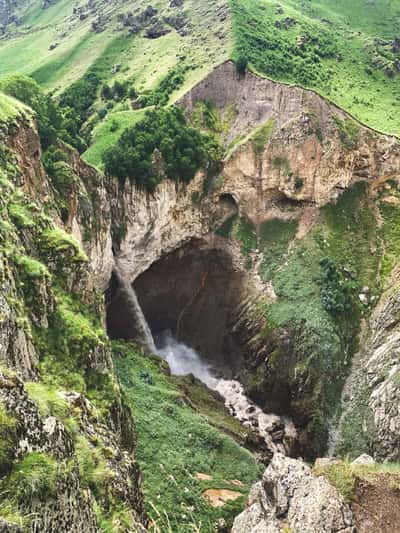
(0, 75, 63, 149)
(103, 106, 222, 191)
(0, 75, 85, 152)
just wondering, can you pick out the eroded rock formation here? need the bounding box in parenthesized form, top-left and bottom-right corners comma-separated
(232, 453, 355, 533)
(335, 273, 400, 461)
(181, 61, 400, 218)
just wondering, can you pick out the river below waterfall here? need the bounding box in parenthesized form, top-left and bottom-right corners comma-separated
(155, 330, 296, 455)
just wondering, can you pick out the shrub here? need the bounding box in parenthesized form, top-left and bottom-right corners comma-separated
(0, 403, 17, 474)
(39, 227, 88, 265)
(109, 120, 118, 133)
(235, 55, 248, 76)
(7, 452, 58, 503)
(231, 0, 338, 87)
(252, 119, 274, 153)
(332, 116, 360, 150)
(319, 257, 354, 316)
(0, 75, 63, 149)
(101, 84, 112, 100)
(98, 107, 107, 120)
(76, 436, 112, 498)
(59, 71, 100, 132)
(139, 64, 188, 107)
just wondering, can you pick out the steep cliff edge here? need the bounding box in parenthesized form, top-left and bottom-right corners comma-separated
(181, 61, 400, 215)
(0, 104, 146, 531)
(335, 272, 400, 461)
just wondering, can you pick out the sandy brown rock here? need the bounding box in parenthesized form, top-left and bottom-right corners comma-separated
(180, 61, 400, 222)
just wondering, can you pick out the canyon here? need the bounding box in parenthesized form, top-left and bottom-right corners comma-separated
(0, 43, 400, 533)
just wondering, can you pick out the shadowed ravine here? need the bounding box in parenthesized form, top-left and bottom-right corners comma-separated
(109, 265, 298, 456)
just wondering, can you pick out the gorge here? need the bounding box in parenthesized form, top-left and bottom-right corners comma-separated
(0, 0, 400, 531)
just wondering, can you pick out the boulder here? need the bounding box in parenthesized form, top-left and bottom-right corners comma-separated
(351, 454, 375, 466)
(145, 22, 171, 39)
(232, 454, 355, 533)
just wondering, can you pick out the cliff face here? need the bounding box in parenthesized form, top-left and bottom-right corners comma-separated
(181, 61, 400, 219)
(0, 112, 146, 531)
(335, 273, 400, 461)
(76, 61, 400, 462)
(178, 61, 400, 459)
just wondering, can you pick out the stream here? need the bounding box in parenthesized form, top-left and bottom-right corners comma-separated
(156, 330, 296, 455)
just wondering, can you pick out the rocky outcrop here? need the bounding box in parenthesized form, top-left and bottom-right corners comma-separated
(180, 61, 400, 219)
(0, 110, 147, 530)
(232, 453, 354, 533)
(108, 173, 237, 284)
(0, 371, 146, 532)
(335, 274, 400, 461)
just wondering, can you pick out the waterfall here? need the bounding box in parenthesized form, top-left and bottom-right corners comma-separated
(113, 265, 156, 355)
(156, 330, 217, 388)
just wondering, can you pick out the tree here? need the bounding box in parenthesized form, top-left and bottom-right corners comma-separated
(236, 55, 248, 77)
(103, 106, 221, 191)
(0, 74, 63, 149)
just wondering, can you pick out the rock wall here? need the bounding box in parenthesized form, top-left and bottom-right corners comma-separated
(180, 61, 400, 218)
(0, 112, 147, 530)
(335, 274, 400, 461)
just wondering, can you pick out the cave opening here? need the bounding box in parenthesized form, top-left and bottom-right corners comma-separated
(106, 238, 300, 457)
(106, 238, 246, 378)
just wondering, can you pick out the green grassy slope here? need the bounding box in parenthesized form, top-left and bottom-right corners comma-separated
(231, 0, 400, 135)
(83, 109, 146, 169)
(0, 91, 31, 122)
(0, 0, 230, 168)
(114, 342, 262, 533)
(0, 0, 230, 95)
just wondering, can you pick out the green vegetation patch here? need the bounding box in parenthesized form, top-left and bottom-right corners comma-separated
(82, 109, 145, 170)
(38, 227, 88, 265)
(259, 218, 298, 281)
(315, 460, 400, 503)
(230, 0, 400, 136)
(0, 403, 17, 474)
(251, 119, 275, 153)
(103, 106, 222, 191)
(0, 91, 30, 123)
(314, 460, 356, 502)
(114, 342, 262, 532)
(321, 182, 380, 291)
(6, 452, 58, 504)
(139, 63, 189, 107)
(248, 184, 380, 455)
(378, 194, 400, 280)
(233, 216, 257, 257)
(332, 116, 360, 150)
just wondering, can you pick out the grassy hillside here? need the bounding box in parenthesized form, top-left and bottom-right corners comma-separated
(0, 0, 230, 95)
(2, 0, 400, 158)
(114, 342, 262, 532)
(0, 0, 230, 167)
(0, 91, 31, 122)
(231, 0, 400, 135)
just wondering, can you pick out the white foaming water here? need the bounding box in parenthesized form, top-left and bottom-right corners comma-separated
(155, 331, 296, 453)
(156, 330, 217, 388)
